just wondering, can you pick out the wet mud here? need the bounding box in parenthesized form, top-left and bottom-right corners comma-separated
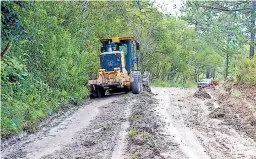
(2, 86, 256, 159)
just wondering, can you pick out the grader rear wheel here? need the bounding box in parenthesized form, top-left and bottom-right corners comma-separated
(143, 71, 151, 93)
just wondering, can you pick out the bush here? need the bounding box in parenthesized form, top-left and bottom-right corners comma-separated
(236, 57, 256, 85)
(1, 2, 95, 138)
(1, 56, 68, 138)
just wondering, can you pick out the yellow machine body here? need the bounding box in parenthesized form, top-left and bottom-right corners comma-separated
(88, 49, 132, 97)
(88, 36, 149, 98)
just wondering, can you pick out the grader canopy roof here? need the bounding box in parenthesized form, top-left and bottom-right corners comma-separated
(99, 36, 136, 43)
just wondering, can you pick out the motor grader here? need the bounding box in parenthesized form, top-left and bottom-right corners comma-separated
(88, 36, 150, 98)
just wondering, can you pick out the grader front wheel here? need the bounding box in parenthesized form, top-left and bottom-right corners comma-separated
(131, 71, 142, 94)
(96, 88, 105, 98)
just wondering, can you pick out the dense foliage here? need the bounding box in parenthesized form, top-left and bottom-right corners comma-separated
(182, 1, 255, 79)
(1, 1, 255, 138)
(236, 57, 256, 85)
(0, 1, 163, 138)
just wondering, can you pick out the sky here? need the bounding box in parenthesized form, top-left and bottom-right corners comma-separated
(154, 0, 184, 16)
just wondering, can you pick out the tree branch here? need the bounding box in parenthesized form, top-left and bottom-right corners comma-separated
(1, 42, 12, 58)
(199, 5, 250, 12)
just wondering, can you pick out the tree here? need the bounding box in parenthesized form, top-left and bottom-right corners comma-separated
(184, 1, 255, 58)
(182, 1, 253, 79)
(1, 1, 28, 57)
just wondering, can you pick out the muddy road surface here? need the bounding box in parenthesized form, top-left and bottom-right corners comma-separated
(2, 88, 256, 159)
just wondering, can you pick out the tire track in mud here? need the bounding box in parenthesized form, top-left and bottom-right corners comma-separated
(179, 88, 256, 159)
(2, 92, 180, 159)
(40, 96, 134, 159)
(40, 91, 182, 159)
(110, 100, 132, 159)
(3, 87, 256, 159)
(1, 95, 125, 159)
(126, 91, 185, 159)
(154, 88, 210, 159)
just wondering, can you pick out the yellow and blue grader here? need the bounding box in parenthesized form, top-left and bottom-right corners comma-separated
(88, 36, 150, 98)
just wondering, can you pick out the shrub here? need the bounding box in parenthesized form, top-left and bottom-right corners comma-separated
(128, 129, 138, 137)
(236, 57, 256, 85)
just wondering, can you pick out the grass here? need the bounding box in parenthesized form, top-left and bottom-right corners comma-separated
(149, 141, 157, 148)
(123, 97, 129, 101)
(131, 114, 140, 121)
(130, 153, 138, 159)
(152, 81, 170, 87)
(128, 129, 138, 137)
(141, 131, 149, 139)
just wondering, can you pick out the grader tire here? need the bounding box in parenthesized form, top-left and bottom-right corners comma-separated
(131, 71, 142, 94)
(96, 88, 105, 98)
(140, 79, 143, 92)
(143, 71, 151, 93)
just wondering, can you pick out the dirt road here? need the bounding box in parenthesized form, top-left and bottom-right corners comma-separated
(2, 87, 256, 159)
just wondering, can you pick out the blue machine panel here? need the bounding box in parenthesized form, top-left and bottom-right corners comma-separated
(100, 53, 122, 72)
(100, 39, 139, 73)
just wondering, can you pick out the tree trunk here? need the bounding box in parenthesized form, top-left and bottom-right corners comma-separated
(194, 21, 199, 82)
(175, 75, 179, 82)
(206, 70, 210, 78)
(183, 74, 187, 84)
(1, 42, 12, 58)
(213, 68, 215, 79)
(250, 0, 256, 58)
(194, 67, 198, 82)
(161, 66, 166, 81)
(225, 51, 229, 78)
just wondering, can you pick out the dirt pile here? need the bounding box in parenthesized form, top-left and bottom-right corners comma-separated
(193, 89, 211, 99)
(214, 83, 256, 141)
(235, 83, 256, 103)
(209, 107, 225, 118)
(126, 92, 171, 159)
(205, 102, 214, 111)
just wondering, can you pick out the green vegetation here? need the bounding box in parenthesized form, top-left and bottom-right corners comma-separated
(128, 129, 138, 137)
(1, 1, 255, 138)
(130, 153, 138, 159)
(182, 1, 255, 80)
(131, 114, 140, 121)
(141, 131, 149, 139)
(236, 57, 256, 85)
(152, 81, 170, 87)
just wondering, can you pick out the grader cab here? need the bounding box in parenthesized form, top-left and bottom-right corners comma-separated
(88, 36, 150, 98)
